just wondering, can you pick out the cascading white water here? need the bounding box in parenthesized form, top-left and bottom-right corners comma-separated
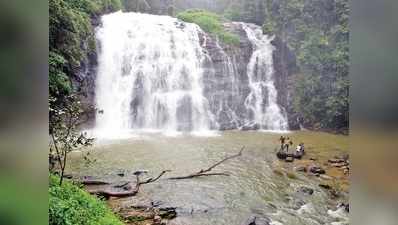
(95, 12, 215, 136)
(241, 23, 288, 131)
(94, 12, 288, 137)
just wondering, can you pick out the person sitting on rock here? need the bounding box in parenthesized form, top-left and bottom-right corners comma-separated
(296, 144, 302, 153)
(299, 142, 305, 154)
(295, 142, 305, 156)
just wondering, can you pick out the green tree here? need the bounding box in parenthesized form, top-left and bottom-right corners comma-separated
(263, 0, 349, 130)
(49, 95, 94, 185)
(49, 0, 123, 184)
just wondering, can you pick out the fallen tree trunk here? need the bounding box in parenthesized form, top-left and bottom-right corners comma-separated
(89, 170, 171, 198)
(168, 147, 244, 180)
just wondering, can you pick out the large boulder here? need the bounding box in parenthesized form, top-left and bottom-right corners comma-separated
(276, 151, 287, 160)
(240, 122, 260, 131)
(293, 151, 304, 159)
(285, 156, 294, 162)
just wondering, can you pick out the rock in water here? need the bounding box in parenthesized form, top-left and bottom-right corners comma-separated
(293, 151, 303, 159)
(285, 156, 294, 162)
(319, 183, 332, 189)
(240, 122, 260, 131)
(243, 216, 270, 225)
(298, 186, 314, 195)
(158, 207, 177, 219)
(328, 158, 346, 164)
(344, 203, 349, 213)
(276, 151, 287, 159)
(153, 215, 162, 225)
(320, 174, 333, 180)
(294, 166, 307, 172)
(309, 165, 325, 174)
(337, 203, 349, 213)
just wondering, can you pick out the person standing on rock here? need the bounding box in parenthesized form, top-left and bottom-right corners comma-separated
(279, 136, 286, 150)
(285, 137, 293, 152)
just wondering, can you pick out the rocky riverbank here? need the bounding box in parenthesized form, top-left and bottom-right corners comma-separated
(272, 137, 349, 213)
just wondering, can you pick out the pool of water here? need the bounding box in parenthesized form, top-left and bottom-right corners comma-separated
(68, 130, 349, 225)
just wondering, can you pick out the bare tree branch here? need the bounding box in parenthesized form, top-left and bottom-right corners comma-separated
(168, 147, 244, 180)
(139, 170, 172, 185)
(50, 133, 63, 172)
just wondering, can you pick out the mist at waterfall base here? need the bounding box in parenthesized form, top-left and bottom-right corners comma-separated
(93, 12, 288, 139)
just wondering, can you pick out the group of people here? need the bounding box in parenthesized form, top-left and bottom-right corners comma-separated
(279, 136, 305, 155)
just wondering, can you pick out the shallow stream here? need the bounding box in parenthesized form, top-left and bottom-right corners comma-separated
(68, 131, 349, 225)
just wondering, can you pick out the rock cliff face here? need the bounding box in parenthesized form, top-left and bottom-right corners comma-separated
(199, 22, 297, 130)
(199, 23, 253, 130)
(76, 19, 297, 130)
(271, 36, 299, 129)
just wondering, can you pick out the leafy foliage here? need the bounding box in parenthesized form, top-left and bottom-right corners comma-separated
(49, 0, 121, 183)
(49, 94, 94, 185)
(177, 9, 240, 45)
(49, 52, 71, 95)
(264, 0, 349, 130)
(49, 175, 124, 225)
(49, 0, 122, 98)
(181, 0, 349, 130)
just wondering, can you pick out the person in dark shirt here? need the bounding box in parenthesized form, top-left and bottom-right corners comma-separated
(279, 136, 286, 150)
(285, 137, 293, 152)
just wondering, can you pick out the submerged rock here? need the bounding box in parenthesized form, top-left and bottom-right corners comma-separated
(243, 215, 270, 225)
(297, 186, 314, 195)
(276, 151, 287, 159)
(158, 207, 177, 219)
(294, 166, 307, 172)
(328, 158, 346, 164)
(276, 151, 294, 160)
(320, 174, 333, 180)
(293, 151, 303, 159)
(285, 156, 294, 162)
(319, 183, 332, 189)
(308, 165, 325, 175)
(337, 203, 349, 213)
(153, 215, 162, 225)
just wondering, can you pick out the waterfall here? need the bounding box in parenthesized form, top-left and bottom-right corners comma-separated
(93, 12, 288, 137)
(95, 12, 215, 136)
(241, 23, 288, 131)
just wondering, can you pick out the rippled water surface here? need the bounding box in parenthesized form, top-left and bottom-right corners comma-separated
(68, 131, 349, 225)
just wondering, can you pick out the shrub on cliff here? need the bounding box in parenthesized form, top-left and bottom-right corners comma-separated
(177, 9, 240, 45)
